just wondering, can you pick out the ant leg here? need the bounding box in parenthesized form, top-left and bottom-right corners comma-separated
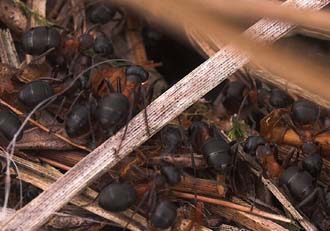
(282, 148, 296, 169)
(281, 184, 296, 205)
(48, 96, 66, 133)
(116, 94, 135, 154)
(297, 187, 322, 209)
(123, 187, 152, 231)
(88, 94, 96, 149)
(237, 95, 248, 120)
(248, 114, 257, 131)
(64, 90, 85, 119)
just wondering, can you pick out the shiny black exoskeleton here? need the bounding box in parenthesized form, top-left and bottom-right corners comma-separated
(221, 81, 247, 115)
(98, 181, 137, 212)
(160, 124, 183, 154)
(65, 104, 91, 138)
(0, 109, 22, 141)
(160, 164, 181, 186)
(269, 88, 293, 109)
(125, 65, 149, 83)
(291, 100, 320, 126)
(280, 166, 330, 230)
(150, 200, 177, 229)
(243, 136, 266, 156)
(95, 94, 129, 133)
(22, 26, 61, 55)
(280, 166, 319, 207)
(18, 80, 54, 108)
(78, 34, 94, 50)
(93, 35, 114, 55)
(302, 153, 323, 179)
(189, 121, 232, 173)
(89, 4, 117, 24)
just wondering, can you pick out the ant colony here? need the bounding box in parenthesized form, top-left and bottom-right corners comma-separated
(0, 1, 330, 231)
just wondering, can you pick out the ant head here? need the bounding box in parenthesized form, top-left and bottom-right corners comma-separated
(78, 34, 94, 50)
(88, 4, 117, 25)
(256, 143, 277, 158)
(243, 136, 266, 156)
(302, 153, 323, 179)
(269, 88, 293, 109)
(93, 35, 114, 56)
(160, 124, 183, 151)
(291, 100, 320, 127)
(188, 121, 209, 137)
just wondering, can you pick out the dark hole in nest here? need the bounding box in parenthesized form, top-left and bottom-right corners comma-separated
(142, 26, 227, 102)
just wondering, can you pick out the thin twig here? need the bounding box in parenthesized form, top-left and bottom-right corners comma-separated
(0, 99, 91, 152)
(172, 191, 292, 223)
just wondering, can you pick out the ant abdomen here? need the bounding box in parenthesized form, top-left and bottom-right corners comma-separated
(201, 138, 232, 173)
(18, 80, 54, 108)
(98, 181, 137, 212)
(96, 94, 129, 130)
(0, 109, 23, 141)
(22, 26, 61, 55)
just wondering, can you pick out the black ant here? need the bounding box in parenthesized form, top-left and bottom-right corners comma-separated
(95, 65, 151, 137)
(279, 165, 330, 231)
(188, 121, 232, 174)
(0, 109, 23, 142)
(258, 87, 294, 111)
(160, 124, 183, 154)
(99, 169, 179, 230)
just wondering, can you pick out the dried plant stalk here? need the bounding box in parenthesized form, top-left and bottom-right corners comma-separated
(186, 28, 330, 108)
(0, 29, 20, 67)
(0, 151, 147, 231)
(2, 0, 328, 230)
(237, 145, 317, 231)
